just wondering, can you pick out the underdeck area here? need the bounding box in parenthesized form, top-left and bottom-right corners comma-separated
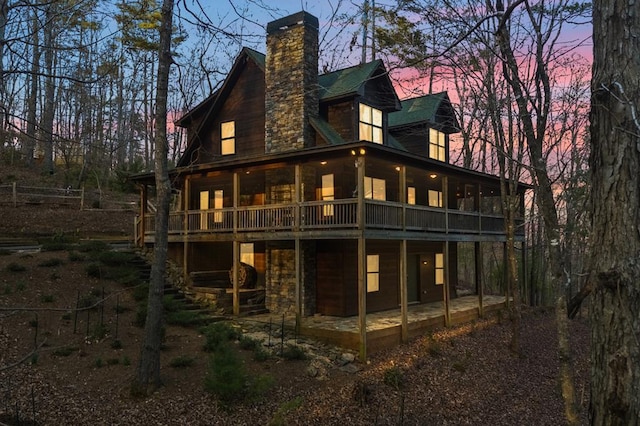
(240, 294, 507, 354)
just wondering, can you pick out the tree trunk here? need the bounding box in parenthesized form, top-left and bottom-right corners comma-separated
(41, 3, 56, 174)
(25, 8, 39, 166)
(133, 0, 173, 394)
(588, 0, 640, 423)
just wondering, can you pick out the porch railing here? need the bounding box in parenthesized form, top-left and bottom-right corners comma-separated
(142, 199, 522, 236)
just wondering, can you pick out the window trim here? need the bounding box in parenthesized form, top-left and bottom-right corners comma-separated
(429, 128, 446, 162)
(359, 103, 383, 144)
(221, 120, 235, 155)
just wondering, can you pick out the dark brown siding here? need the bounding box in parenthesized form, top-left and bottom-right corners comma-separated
(326, 101, 355, 142)
(197, 60, 265, 162)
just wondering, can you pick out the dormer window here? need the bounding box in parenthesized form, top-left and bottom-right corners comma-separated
(359, 104, 383, 144)
(429, 128, 446, 161)
(221, 121, 235, 155)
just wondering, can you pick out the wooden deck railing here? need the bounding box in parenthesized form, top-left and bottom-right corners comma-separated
(141, 199, 522, 237)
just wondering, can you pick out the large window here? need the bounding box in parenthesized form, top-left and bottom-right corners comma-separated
(359, 104, 383, 144)
(367, 254, 380, 292)
(407, 186, 416, 205)
(240, 243, 254, 266)
(221, 121, 235, 155)
(364, 177, 386, 200)
(429, 128, 446, 161)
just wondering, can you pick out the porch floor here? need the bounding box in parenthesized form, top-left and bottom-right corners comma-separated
(239, 294, 507, 353)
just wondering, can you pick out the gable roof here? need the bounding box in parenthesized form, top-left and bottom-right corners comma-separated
(389, 92, 460, 133)
(175, 47, 264, 129)
(318, 59, 400, 109)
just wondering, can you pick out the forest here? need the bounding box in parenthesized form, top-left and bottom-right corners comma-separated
(1, 0, 638, 424)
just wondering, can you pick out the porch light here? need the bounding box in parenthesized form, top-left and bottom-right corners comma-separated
(359, 148, 366, 155)
(351, 149, 356, 155)
(394, 166, 400, 172)
(429, 173, 437, 179)
(320, 161, 327, 165)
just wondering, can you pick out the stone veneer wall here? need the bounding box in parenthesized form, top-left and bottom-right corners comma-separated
(265, 12, 319, 153)
(265, 241, 316, 316)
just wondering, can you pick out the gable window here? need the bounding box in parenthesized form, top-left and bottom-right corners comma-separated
(359, 104, 383, 144)
(364, 177, 386, 200)
(435, 253, 444, 285)
(367, 254, 380, 292)
(429, 128, 446, 161)
(428, 189, 443, 208)
(221, 121, 235, 155)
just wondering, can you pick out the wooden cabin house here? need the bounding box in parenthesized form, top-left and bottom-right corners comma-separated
(133, 11, 526, 354)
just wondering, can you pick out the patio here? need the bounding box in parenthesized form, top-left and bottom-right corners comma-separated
(240, 294, 507, 354)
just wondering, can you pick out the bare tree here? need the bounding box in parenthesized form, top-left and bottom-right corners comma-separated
(584, 0, 640, 422)
(132, 0, 173, 393)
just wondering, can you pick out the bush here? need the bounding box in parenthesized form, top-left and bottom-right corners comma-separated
(68, 251, 86, 262)
(53, 346, 78, 357)
(201, 322, 241, 352)
(40, 294, 55, 303)
(85, 262, 102, 278)
(6, 262, 26, 272)
(133, 283, 149, 302)
(77, 240, 109, 253)
(204, 345, 246, 405)
(134, 304, 147, 327)
(281, 344, 307, 360)
(98, 250, 136, 266)
(38, 258, 63, 267)
(169, 355, 195, 368)
(166, 310, 204, 327)
(41, 241, 69, 251)
(383, 365, 404, 390)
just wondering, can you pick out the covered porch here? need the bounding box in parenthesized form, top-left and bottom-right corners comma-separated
(241, 294, 508, 355)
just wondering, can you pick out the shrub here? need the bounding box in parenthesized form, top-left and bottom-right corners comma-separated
(53, 346, 78, 357)
(122, 356, 131, 366)
(15, 281, 26, 291)
(269, 397, 304, 426)
(166, 310, 204, 327)
(77, 240, 109, 253)
(201, 322, 241, 352)
(281, 344, 307, 360)
(111, 339, 123, 349)
(133, 283, 149, 302)
(6, 262, 26, 272)
(68, 251, 86, 262)
(134, 304, 147, 327)
(169, 355, 195, 368)
(90, 323, 109, 340)
(94, 358, 104, 368)
(61, 312, 72, 320)
(40, 294, 55, 303)
(383, 365, 404, 390)
(41, 241, 68, 252)
(239, 336, 261, 351)
(107, 358, 120, 366)
(85, 262, 102, 278)
(38, 258, 63, 267)
(98, 250, 136, 266)
(204, 345, 246, 405)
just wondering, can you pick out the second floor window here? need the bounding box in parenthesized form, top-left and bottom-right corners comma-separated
(221, 121, 235, 155)
(359, 104, 383, 144)
(429, 128, 446, 161)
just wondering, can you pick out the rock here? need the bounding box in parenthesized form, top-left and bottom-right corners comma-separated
(340, 352, 356, 364)
(339, 363, 361, 374)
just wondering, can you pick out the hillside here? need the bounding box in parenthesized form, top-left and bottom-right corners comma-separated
(0, 164, 591, 425)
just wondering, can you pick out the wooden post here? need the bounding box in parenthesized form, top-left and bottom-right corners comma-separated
(183, 177, 190, 283)
(476, 241, 484, 317)
(400, 239, 408, 342)
(12, 182, 16, 207)
(443, 241, 451, 326)
(294, 165, 302, 329)
(140, 184, 147, 247)
(356, 155, 367, 361)
(399, 166, 408, 342)
(80, 186, 85, 210)
(232, 241, 240, 316)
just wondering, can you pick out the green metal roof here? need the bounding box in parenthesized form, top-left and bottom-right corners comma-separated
(388, 92, 447, 129)
(244, 47, 266, 71)
(310, 117, 346, 145)
(318, 60, 384, 101)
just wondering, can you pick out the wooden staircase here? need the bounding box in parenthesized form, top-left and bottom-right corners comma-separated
(188, 270, 267, 316)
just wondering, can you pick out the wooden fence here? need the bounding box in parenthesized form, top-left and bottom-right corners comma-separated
(0, 182, 84, 209)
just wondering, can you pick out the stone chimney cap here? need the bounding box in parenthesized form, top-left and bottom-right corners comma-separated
(266, 11, 319, 34)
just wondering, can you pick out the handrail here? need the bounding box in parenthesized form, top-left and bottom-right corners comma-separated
(140, 199, 523, 236)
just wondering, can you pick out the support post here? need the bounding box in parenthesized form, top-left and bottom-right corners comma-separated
(182, 177, 190, 283)
(232, 241, 240, 316)
(140, 184, 147, 247)
(443, 241, 451, 326)
(12, 182, 16, 207)
(400, 239, 408, 342)
(356, 155, 367, 361)
(80, 186, 84, 210)
(476, 241, 484, 317)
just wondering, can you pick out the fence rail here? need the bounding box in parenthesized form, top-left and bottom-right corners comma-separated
(0, 183, 84, 209)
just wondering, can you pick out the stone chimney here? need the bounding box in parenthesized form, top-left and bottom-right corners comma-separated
(265, 12, 319, 153)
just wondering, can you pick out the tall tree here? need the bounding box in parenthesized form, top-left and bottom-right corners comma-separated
(587, 0, 640, 422)
(132, 0, 173, 392)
